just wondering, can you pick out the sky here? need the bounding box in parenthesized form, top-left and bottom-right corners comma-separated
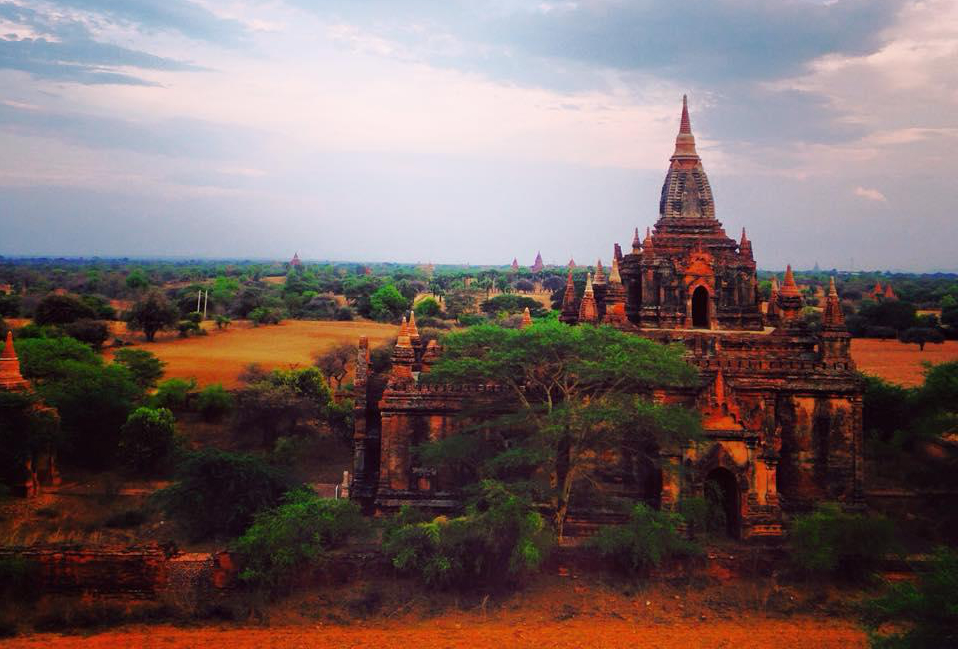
(0, 0, 956, 271)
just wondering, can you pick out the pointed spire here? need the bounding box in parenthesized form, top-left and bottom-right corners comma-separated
(568, 257, 576, 269)
(823, 276, 846, 330)
(593, 260, 606, 284)
(578, 273, 598, 323)
(0, 330, 28, 390)
(609, 256, 622, 284)
(680, 94, 691, 134)
(1, 330, 15, 360)
(642, 226, 654, 251)
(407, 311, 420, 344)
(398, 315, 408, 337)
(780, 265, 801, 297)
(632, 227, 641, 253)
(520, 307, 533, 329)
(672, 94, 698, 159)
(614, 243, 623, 262)
(584, 272, 594, 296)
(560, 270, 578, 324)
(884, 283, 897, 301)
(770, 275, 779, 292)
(739, 227, 753, 260)
(740, 228, 748, 245)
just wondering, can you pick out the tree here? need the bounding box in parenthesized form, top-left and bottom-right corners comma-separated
(62, 319, 109, 350)
(313, 343, 355, 390)
(858, 300, 917, 334)
(126, 291, 178, 342)
(369, 284, 409, 322)
(118, 407, 177, 473)
(421, 321, 700, 539)
(112, 348, 166, 391)
(0, 391, 60, 491)
(33, 294, 96, 326)
(414, 297, 443, 318)
(589, 503, 700, 576)
(125, 268, 150, 291)
(900, 327, 945, 351)
(235, 367, 333, 447)
(158, 449, 295, 540)
(480, 294, 546, 318)
(16, 336, 99, 381)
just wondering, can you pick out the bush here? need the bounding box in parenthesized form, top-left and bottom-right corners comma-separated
(589, 503, 700, 576)
(112, 348, 165, 391)
(249, 307, 282, 326)
(335, 306, 354, 321)
(152, 378, 197, 411)
(480, 294, 546, 318)
(196, 383, 234, 421)
(157, 449, 296, 540)
(118, 407, 177, 473)
(865, 326, 898, 340)
(214, 314, 232, 329)
(369, 284, 410, 322)
(382, 481, 551, 589)
(126, 291, 179, 342)
(177, 319, 200, 337)
(900, 327, 945, 351)
(863, 547, 958, 648)
(233, 489, 367, 592)
(789, 503, 898, 581)
(62, 319, 109, 350)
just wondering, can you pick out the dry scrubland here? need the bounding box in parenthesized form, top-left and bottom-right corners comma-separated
(105, 319, 397, 387)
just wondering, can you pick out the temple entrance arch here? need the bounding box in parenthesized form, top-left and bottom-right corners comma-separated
(705, 467, 740, 538)
(691, 285, 710, 328)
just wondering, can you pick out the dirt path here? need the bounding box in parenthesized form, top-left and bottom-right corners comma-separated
(1, 617, 866, 649)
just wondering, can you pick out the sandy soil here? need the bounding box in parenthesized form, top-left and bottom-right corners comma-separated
(851, 338, 958, 387)
(105, 319, 397, 388)
(0, 616, 866, 649)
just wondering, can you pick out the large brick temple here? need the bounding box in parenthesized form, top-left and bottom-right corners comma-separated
(350, 97, 864, 540)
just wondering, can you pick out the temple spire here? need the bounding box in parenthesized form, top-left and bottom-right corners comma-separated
(593, 259, 606, 284)
(520, 307, 533, 329)
(609, 256, 622, 284)
(0, 330, 29, 390)
(672, 94, 698, 160)
(680, 94, 691, 134)
(632, 227, 641, 253)
(780, 265, 801, 297)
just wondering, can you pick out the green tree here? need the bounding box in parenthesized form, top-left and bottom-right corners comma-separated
(421, 321, 700, 539)
(112, 348, 166, 391)
(16, 337, 99, 381)
(62, 319, 109, 350)
(900, 327, 945, 351)
(125, 268, 150, 291)
(157, 449, 296, 541)
(118, 407, 177, 473)
(234, 489, 367, 593)
(196, 383, 234, 422)
(235, 367, 333, 447)
(414, 297, 443, 318)
(0, 391, 60, 489)
(369, 284, 409, 322)
(589, 502, 700, 576)
(126, 291, 178, 342)
(33, 294, 96, 326)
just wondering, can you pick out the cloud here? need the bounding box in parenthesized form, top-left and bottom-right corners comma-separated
(854, 186, 887, 202)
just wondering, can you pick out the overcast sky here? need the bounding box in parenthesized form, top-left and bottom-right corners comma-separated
(1, 0, 956, 271)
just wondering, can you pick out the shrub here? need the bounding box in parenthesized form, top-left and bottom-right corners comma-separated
(157, 449, 295, 540)
(62, 319, 109, 349)
(369, 284, 409, 322)
(789, 503, 898, 581)
(589, 503, 700, 576)
(900, 327, 945, 351)
(233, 489, 367, 592)
(382, 481, 551, 589)
(118, 407, 177, 473)
(249, 307, 282, 326)
(335, 306, 354, 321)
(152, 378, 197, 411)
(112, 348, 165, 391)
(126, 291, 179, 342)
(214, 314, 232, 329)
(196, 383, 234, 421)
(863, 547, 958, 648)
(177, 319, 200, 337)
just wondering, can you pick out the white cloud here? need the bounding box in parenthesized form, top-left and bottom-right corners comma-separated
(854, 186, 887, 202)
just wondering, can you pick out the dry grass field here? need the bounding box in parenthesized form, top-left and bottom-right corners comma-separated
(850, 338, 958, 387)
(105, 319, 397, 388)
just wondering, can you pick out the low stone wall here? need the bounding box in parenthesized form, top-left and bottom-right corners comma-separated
(0, 545, 237, 599)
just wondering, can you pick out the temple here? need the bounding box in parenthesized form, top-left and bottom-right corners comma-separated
(351, 96, 864, 541)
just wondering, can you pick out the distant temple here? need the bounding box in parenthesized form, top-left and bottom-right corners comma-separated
(290, 252, 302, 268)
(351, 96, 863, 540)
(531, 252, 545, 273)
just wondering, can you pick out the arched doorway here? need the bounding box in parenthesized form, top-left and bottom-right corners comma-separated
(704, 467, 740, 538)
(691, 286, 710, 328)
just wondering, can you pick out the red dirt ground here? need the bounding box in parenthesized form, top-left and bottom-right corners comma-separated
(104, 319, 397, 388)
(850, 338, 958, 387)
(0, 617, 866, 649)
